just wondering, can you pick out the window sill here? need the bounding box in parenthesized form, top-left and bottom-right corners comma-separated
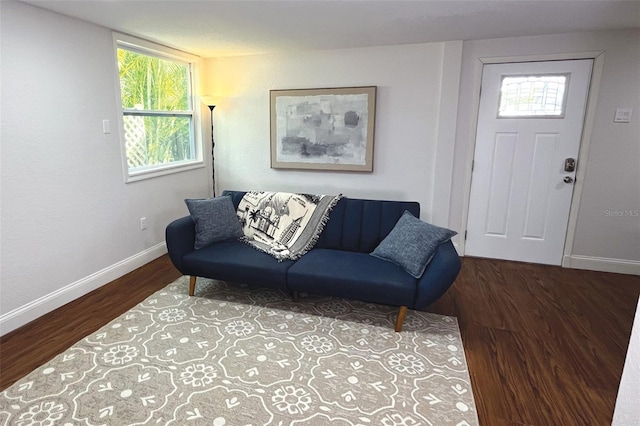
(125, 160, 205, 183)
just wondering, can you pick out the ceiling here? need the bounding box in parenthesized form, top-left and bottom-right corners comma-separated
(20, 0, 640, 57)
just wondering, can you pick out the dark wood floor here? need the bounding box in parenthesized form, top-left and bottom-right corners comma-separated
(1, 255, 639, 425)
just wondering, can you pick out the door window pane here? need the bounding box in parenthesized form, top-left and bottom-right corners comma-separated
(498, 74, 568, 118)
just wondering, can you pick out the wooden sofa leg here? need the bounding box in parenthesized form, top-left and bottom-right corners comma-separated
(291, 291, 300, 303)
(189, 276, 197, 296)
(395, 306, 408, 332)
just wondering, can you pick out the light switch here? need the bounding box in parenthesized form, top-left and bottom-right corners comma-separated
(102, 119, 111, 134)
(614, 108, 632, 123)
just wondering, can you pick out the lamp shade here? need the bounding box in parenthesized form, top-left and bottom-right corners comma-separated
(201, 96, 221, 107)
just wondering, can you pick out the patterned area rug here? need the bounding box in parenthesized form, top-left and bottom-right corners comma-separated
(0, 276, 478, 425)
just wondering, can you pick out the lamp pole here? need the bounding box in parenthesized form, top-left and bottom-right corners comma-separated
(208, 104, 216, 197)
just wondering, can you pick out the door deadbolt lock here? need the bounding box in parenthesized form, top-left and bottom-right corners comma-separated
(563, 176, 574, 184)
(564, 158, 576, 172)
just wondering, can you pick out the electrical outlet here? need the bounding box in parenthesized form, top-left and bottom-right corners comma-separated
(140, 217, 147, 230)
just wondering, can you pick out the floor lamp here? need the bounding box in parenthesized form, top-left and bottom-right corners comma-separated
(206, 103, 216, 197)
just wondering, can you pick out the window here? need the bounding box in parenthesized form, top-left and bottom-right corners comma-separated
(498, 74, 569, 118)
(114, 34, 202, 181)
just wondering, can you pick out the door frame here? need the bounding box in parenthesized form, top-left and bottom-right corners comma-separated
(458, 51, 605, 268)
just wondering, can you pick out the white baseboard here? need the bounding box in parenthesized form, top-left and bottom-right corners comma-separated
(563, 255, 640, 276)
(0, 243, 167, 336)
(455, 242, 638, 276)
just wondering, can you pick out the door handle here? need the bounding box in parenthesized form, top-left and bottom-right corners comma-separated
(564, 158, 576, 172)
(563, 176, 574, 184)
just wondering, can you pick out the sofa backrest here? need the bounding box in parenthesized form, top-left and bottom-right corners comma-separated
(223, 190, 420, 254)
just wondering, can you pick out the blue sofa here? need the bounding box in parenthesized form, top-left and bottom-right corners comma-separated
(166, 190, 461, 331)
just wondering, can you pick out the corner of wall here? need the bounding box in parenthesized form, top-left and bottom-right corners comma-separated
(430, 40, 463, 227)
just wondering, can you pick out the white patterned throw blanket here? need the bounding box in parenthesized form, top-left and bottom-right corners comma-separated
(237, 191, 341, 260)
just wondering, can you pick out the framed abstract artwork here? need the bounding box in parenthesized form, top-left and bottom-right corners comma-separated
(270, 86, 376, 171)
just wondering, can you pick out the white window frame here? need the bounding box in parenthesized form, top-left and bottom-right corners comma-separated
(113, 33, 203, 183)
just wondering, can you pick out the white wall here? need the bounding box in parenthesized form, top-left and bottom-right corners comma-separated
(0, 2, 210, 334)
(447, 30, 640, 272)
(204, 42, 461, 223)
(613, 297, 640, 426)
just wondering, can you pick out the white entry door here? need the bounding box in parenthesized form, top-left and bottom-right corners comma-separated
(466, 60, 592, 265)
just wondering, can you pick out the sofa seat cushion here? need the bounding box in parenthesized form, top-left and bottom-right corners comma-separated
(182, 240, 294, 291)
(287, 249, 417, 307)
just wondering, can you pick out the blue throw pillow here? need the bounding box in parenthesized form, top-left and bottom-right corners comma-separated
(370, 211, 457, 278)
(185, 196, 244, 249)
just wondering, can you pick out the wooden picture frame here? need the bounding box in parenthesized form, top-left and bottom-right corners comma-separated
(270, 86, 376, 171)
